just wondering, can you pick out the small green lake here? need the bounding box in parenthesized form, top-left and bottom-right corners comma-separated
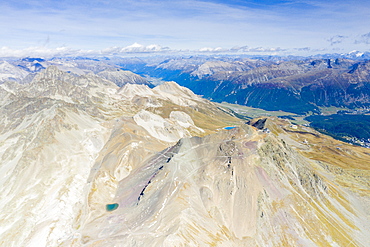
(106, 203, 119, 211)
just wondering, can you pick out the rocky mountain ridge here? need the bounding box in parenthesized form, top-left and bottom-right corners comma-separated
(0, 65, 369, 246)
(0, 57, 153, 88)
(4, 55, 370, 115)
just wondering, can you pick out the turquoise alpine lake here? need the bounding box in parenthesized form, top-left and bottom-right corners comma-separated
(106, 203, 119, 211)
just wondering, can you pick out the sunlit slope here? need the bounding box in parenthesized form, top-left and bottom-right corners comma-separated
(0, 66, 368, 246)
(0, 66, 240, 246)
(73, 119, 369, 246)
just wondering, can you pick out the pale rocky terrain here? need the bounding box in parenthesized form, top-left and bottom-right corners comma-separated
(0, 66, 369, 246)
(97, 68, 151, 87)
(0, 61, 29, 82)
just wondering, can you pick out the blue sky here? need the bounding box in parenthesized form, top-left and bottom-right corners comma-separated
(0, 0, 369, 56)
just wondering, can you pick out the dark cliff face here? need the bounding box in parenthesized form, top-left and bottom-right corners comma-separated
(130, 58, 370, 115)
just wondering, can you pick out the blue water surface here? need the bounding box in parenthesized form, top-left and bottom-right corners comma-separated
(223, 126, 236, 130)
(106, 203, 119, 211)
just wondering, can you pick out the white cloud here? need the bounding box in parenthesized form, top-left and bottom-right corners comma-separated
(0, 46, 79, 58)
(327, 35, 348, 46)
(196, 46, 289, 55)
(0, 42, 365, 58)
(198, 47, 225, 52)
(119, 43, 169, 53)
(0, 43, 171, 58)
(101, 43, 170, 55)
(355, 32, 370, 45)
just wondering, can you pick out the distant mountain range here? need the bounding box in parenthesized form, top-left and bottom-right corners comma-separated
(2, 53, 370, 116)
(116, 55, 370, 115)
(0, 57, 153, 87)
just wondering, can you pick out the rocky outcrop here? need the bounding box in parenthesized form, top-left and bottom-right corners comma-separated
(0, 61, 29, 83)
(97, 68, 152, 87)
(248, 117, 267, 129)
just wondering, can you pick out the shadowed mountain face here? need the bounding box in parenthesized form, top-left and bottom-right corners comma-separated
(121, 57, 370, 114)
(0, 66, 369, 246)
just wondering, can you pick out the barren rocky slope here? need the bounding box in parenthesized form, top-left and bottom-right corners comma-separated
(0, 66, 369, 246)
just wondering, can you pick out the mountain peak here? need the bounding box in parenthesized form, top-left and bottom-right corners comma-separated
(118, 83, 154, 98)
(32, 65, 68, 81)
(155, 81, 199, 97)
(97, 69, 151, 87)
(0, 61, 29, 82)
